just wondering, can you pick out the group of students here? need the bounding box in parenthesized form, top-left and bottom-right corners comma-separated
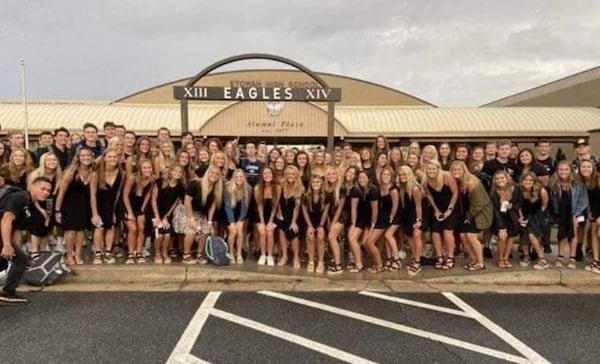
(1, 122, 600, 282)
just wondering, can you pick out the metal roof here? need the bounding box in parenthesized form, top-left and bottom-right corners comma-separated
(1, 101, 598, 138)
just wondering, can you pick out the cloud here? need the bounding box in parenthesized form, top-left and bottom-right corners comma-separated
(0, 0, 599, 106)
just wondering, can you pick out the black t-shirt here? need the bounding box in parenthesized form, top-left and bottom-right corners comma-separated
(536, 156, 555, 176)
(514, 162, 549, 182)
(240, 158, 264, 186)
(194, 163, 209, 179)
(0, 189, 30, 245)
(185, 180, 214, 215)
(481, 159, 517, 181)
(156, 179, 186, 217)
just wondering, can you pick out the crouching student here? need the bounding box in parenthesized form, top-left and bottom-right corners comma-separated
(1, 177, 52, 304)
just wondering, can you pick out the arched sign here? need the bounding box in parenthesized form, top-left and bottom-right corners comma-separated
(174, 53, 341, 151)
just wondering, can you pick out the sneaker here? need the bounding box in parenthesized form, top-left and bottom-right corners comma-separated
(327, 264, 344, 275)
(307, 261, 315, 272)
(567, 258, 576, 269)
(483, 247, 493, 259)
(0, 291, 28, 304)
(266, 256, 275, 266)
(592, 262, 600, 274)
(257, 254, 267, 265)
(315, 261, 325, 274)
(533, 259, 550, 270)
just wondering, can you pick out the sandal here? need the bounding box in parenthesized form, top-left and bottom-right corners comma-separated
(407, 261, 422, 276)
(30, 251, 40, 261)
(182, 254, 197, 265)
(466, 263, 486, 271)
(197, 253, 208, 265)
(168, 249, 178, 259)
(533, 258, 550, 270)
(504, 259, 513, 268)
(104, 252, 116, 264)
(125, 253, 135, 265)
(74, 256, 85, 265)
(384, 258, 393, 270)
(519, 256, 530, 267)
(135, 252, 146, 264)
(367, 265, 385, 274)
(93, 252, 103, 265)
(388, 258, 402, 271)
(348, 264, 364, 273)
(327, 263, 344, 275)
(555, 255, 564, 268)
(497, 260, 506, 268)
(435, 256, 445, 269)
(442, 257, 455, 270)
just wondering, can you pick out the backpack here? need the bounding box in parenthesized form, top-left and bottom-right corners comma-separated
(22, 251, 65, 288)
(205, 235, 230, 266)
(0, 184, 21, 203)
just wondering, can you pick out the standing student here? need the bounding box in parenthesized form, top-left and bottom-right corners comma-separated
(535, 139, 555, 254)
(311, 150, 327, 178)
(397, 166, 425, 276)
(55, 147, 95, 265)
(518, 172, 551, 270)
(579, 160, 600, 273)
(490, 170, 522, 268)
(295, 151, 310, 190)
(550, 161, 589, 268)
(90, 149, 124, 264)
(224, 169, 252, 264)
(325, 166, 346, 274)
(1, 177, 52, 304)
(182, 166, 221, 264)
(277, 166, 304, 268)
(151, 164, 185, 264)
(347, 170, 379, 272)
(26, 152, 62, 259)
(438, 142, 453, 171)
(372, 152, 388, 186)
(372, 135, 390, 157)
(302, 175, 330, 273)
(422, 160, 459, 270)
(449, 161, 493, 271)
(123, 159, 155, 264)
(254, 166, 281, 266)
(377, 167, 401, 271)
(126, 136, 152, 177)
(514, 148, 549, 185)
(154, 141, 175, 177)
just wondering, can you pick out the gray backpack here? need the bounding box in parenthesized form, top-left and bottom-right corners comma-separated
(23, 251, 65, 288)
(205, 235, 230, 266)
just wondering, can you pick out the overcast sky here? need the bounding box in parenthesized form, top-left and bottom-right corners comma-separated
(1, 0, 599, 106)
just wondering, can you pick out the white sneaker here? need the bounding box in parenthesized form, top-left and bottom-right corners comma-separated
(257, 254, 267, 265)
(266, 256, 275, 266)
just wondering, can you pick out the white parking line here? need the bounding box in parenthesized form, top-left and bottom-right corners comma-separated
(443, 293, 551, 364)
(259, 291, 529, 364)
(166, 292, 221, 364)
(360, 290, 473, 318)
(211, 308, 378, 364)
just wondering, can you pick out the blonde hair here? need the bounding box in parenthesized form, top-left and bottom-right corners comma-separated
(134, 159, 154, 196)
(226, 169, 250, 209)
(162, 164, 184, 189)
(28, 152, 62, 193)
(398, 165, 422, 207)
(491, 170, 514, 202)
(325, 166, 342, 206)
(421, 159, 445, 194)
(97, 149, 122, 190)
(283, 165, 304, 204)
(449, 160, 475, 192)
(200, 165, 223, 209)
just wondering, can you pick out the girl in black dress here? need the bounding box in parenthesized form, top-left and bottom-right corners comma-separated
(126, 136, 152, 178)
(295, 151, 310, 190)
(55, 147, 94, 265)
(311, 150, 327, 178)
(176, 150, 196, 182)
(550, 161, 589, 269)
(151, 164, 185, 264)
(519, 172, 550, 269)
(379, 167, 401, 271)
(26, 152, 62, 259)
(183, 165, 222, 264)
(372, 152, 388, 186)
(348, 170, 379, 272)
(254, 166, 281, 266)
(123, 159, 155, 264)
(579, 160, 600, 273)
(325, 166, 348, 274)
(397, 166, 425, 276)
(490, 170, 522, 268)
(277, 165, 304, 269)
(302, 175, 330, 273)
(438, 142, 453, 171)
(90, 149, 124, 264)
(422, 159, 459, 270)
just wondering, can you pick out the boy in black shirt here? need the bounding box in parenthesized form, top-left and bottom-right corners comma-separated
(0, 177, 52, 304)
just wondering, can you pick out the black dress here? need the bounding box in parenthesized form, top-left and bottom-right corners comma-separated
(375, 186, 398, 229)
(351, 185, 379, 229)
(556, 188, 574, 241)
(587, 186, 600, 220)
(97, 171, 123, 228)
(128, 180, 153, 217)
(62, 172, 92, 231)
(279, 194, 300, 240)
(521, 196, 546, 238)
(427, 184, 460, 233)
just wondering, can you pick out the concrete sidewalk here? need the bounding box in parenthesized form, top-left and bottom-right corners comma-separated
(40, 256, 600, 293)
